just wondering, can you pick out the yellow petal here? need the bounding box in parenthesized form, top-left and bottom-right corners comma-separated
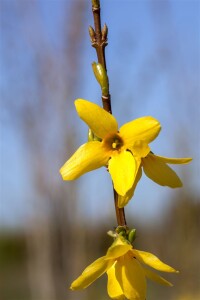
(70, 256, 112, 290)
(106, 236, 132, 260)
(75, 99, 118, 139)
(115, 255, 146, 300)
(142, 153, 183, 188)
(143, 267, 173, 287)
(107, 263, 125, 300)
(60, 142, 109, 180)
(152, 154, 192, 165)
(118, 167, 142, 208)
(120, 116, 161, 147)
(130, 140, 150, 158)
(134, 249, 178, 273)
(108, 150, 139, 196)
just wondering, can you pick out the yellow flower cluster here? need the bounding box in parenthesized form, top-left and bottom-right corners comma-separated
(60, 99, 192, 299)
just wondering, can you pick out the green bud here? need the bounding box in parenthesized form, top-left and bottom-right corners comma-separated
(128, 229, 136, 244)
(92, 62, 109, 96)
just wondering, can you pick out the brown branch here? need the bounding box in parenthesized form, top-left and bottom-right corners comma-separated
(90, 0, 127, 227)
(89, 1, 112, 113)
(114, 190, 127, 227)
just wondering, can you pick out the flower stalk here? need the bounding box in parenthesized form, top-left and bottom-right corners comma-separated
(90, 0, 127, 227)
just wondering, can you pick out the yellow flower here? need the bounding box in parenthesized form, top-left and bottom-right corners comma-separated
(60, 99, 192, 207)
(70, 236, 178, 300)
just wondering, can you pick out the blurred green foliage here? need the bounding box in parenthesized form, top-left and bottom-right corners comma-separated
(0, 233, 30, 300)
(0, 193, 200, 300)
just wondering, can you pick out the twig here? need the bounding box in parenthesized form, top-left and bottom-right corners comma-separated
(114, 190, 127, 226)
(90, 0, 127, 227)
(89, 0, 111, 113)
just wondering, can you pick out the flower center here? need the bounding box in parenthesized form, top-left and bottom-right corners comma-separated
(103, 133, 123, 151)
(112, 138, 121, 149)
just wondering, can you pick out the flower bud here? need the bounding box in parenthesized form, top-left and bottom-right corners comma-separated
(88, 26, 96, 42)
(92, 62, 109, 96)
(128, 229, 136, 243)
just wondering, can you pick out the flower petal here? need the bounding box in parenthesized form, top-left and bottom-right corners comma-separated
(116, 255, 146, 300)
(152, 154, 192, 165)
(143, 267, 173, 287)
(134, 249, 178, 273)
(106, 236, 132, 260)
(108, 151, 140, 196)
(118, 167, 142, 208)
(130, 140, 150, 158)
(60, 142, 109, 180)
(107, 263, 125, 300)
(119, 116, 161, 146)
(75, 99, 118, 139)
(70, 256, 112, 290)
(142, 153, 183, 188)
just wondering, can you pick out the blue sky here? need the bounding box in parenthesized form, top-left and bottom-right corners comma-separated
(1, 0, 200, 228)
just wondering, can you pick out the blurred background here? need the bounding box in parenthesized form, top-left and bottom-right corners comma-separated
(0, 0, 200, 299)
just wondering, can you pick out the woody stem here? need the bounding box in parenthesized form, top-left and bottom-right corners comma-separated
(90, 0, 127, 227)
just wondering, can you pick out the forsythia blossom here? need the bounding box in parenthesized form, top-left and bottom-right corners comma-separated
(60, 99, 192, 207)
(70, 236, 178, 300)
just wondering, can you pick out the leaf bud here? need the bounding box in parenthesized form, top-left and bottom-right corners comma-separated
(88, 26, 96, 42)
(102, 23, 108, 41)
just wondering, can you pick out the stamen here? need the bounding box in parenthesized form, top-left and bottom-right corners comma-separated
(111, 138, 122, 150)
(112, 142, 117, 149)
